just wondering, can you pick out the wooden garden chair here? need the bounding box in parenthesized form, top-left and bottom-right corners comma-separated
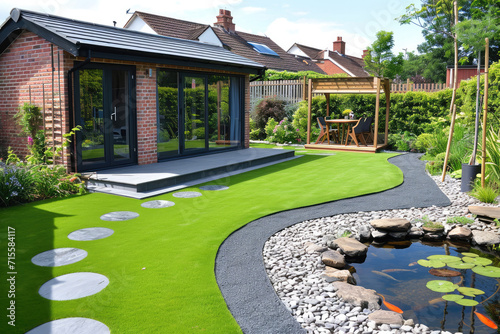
(346, 118, 368, 147)
(315, 117, 338, 144)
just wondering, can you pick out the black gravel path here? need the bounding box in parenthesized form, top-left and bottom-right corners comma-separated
(215, 153, 451, 334)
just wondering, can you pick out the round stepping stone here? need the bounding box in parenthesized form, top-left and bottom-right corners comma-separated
(199, 185, 229, 191)
(68, 227, 114, 241)
(39, 272, 109, 301)
(32, 248, 87, 267)
(100, 211, 139, 221)
(141, 200, 175, 208)
(26, 317, 110, 334)
(172, 191, 202, 198)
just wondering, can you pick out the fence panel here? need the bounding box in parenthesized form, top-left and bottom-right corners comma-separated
(250, 80, 447, 109)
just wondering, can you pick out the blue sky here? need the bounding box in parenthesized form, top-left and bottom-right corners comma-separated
(1, 0, 425, 58)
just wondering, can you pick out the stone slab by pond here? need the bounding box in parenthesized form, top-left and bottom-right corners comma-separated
(140, 200, 175, 208)
(199, 185, 229, 191)
(472, 230, 500, 246)
(32, 248, 87, 267)
(100, 211, 139, 221)
(172, 191, 202, 198)
(368, 310, 404, 325)
(26, 317, 110, 334)
(370, 218, 410, 232)
(39, 272, 109, 301)
(68, 227, 114, 241)
(333, 237, 368, 257)
(321, 250, 345, 269)
(332, 281, 381, 310)
(468, 206, 500, 219)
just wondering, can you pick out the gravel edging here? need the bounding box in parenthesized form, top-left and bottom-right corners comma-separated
(215, 153, 452, 334)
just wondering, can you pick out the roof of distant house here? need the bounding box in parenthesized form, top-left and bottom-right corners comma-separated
(0, 8, 265, 74)
(290, 43, 368, 77)
(125, 10, 326, 74)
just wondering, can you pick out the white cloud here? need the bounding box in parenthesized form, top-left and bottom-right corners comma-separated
(293, 11, 308, 17)
(241, 7, 266, 14)
(266, 18, 371, 58)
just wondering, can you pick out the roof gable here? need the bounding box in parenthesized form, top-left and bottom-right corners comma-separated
(0, 8, 264, 74)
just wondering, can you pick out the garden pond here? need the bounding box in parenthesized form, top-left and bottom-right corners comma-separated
(349, 241, 500, 333)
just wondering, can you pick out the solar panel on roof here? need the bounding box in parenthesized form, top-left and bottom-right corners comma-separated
(247, 42, 279, 57)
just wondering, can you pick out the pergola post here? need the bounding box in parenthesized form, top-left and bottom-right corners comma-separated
(306, 78, 313, 145)
(373, 77, 381, 148)
(325, 93, 330, 117)
(384, 79, 390, 145)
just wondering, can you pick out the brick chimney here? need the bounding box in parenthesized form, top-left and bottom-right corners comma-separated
(362, 49, 369, 59)
(333, 36, 346, 55)
(214, 9, 235, 33)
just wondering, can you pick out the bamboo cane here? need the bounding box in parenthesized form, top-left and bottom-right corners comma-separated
(441, 1, 459, 182)
(481, 38, 489, 188)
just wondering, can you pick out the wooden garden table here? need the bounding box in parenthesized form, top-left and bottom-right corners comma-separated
(325, 119, 358, 145)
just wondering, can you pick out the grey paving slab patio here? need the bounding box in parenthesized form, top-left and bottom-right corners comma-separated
(86, 148, 296, 199)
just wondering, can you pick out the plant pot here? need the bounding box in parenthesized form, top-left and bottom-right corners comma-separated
(461, 163, 481, 192)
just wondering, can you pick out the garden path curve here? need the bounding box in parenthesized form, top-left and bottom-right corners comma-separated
(215, 153, 451, 334)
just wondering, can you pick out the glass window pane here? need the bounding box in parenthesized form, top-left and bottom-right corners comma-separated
(157, 70, 179, 158)
(183, 76, 206, 152)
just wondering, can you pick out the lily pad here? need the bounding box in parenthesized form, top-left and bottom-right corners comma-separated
(457, 287, 485, 297)
(461, 252, 479, 258)
(426, 280, 459, 293)
(472, 265, 500, 278)
(447, 262, 476, 269)
(442, 294, 464, 302)
(454, 299, 479, 307)
(418, 259, 445, 268)
(427, 255, 462, 263)
(462, 257, 476, 263)
(472, 257, 493, 266)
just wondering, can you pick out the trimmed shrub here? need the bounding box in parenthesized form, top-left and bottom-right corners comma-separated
(252, 98, 288, 139)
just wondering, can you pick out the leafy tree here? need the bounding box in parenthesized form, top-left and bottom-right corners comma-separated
(364, 31, 404, 78)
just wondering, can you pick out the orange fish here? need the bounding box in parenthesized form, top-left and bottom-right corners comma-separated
(474, 311, 498, 329)
(380, 294, 403, 314)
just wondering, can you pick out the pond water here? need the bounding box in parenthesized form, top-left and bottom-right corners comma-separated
(350, 241, 500, 334)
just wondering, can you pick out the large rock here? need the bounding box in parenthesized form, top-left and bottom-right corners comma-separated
(370, 218, 411, 232)
(357, 225, 372, 242)
(368, 310, 404, 325)
(447, 226, 472, 241)
(468, 206, 500, 219)
(321, 250, 346, 269)
(304, 242, 328, 254)
(472, 230, 500, 246)
(322, 269, 356, 284)
(332, 282, 381, 310)
(334, 237, 368, 257)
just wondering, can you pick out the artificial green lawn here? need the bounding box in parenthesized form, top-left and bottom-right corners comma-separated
(0, 152, 402, 333)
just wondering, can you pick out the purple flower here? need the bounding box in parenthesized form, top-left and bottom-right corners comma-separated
(28, 136, 33, 146)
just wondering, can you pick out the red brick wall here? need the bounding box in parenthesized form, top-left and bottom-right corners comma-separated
(317, 61, 349, 76)
(0, 31, 252, 170)
(0, 31, 70, 167)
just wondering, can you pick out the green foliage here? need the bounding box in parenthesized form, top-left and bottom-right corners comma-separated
(15, 103, 46, 163)
(0, 150, 86, 207)
(265, 118, 301, 144)
(388, 131, 417, 151)
(470, 180, 499, 203)
(483, 126, 500, 186)
(446, 216, 474, 225)
(363, 31, 403, 79)
(252, 98, 289, 140)
(414, 133, 435, 152)
(255, 70, 346, 81)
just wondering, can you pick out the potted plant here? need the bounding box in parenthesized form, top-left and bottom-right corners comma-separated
(342, 109, 352, 119)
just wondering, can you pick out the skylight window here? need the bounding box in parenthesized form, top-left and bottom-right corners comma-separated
(248, 42, 279, 57)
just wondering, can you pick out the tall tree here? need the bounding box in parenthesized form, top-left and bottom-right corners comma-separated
(364, 31, 404, 78)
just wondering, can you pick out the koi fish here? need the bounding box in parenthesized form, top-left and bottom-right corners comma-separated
(372, 270, 400, 282)
(428, 297, 444, 305)
(382, 269, 417, 273)
(474, 311, 498, 329)
(380, 294, 403, 314)
(408, 262, 418, 266)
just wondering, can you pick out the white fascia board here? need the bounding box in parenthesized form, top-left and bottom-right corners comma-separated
(287, 44, 308, 58)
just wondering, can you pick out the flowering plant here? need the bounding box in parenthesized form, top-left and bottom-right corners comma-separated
(264, 117, 301, 144)
(342, 109, 352, 116)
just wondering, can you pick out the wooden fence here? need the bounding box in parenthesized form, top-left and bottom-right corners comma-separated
(249, 79, 447, 109)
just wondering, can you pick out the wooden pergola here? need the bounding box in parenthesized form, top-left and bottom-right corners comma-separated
(304, 77, 391, 153)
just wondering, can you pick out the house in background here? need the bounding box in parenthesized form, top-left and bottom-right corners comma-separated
(0, 8, 264, 172)
(124, 9, 325, 75)
(287, 37, 368, 77)
(446, 65, 485, 88)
